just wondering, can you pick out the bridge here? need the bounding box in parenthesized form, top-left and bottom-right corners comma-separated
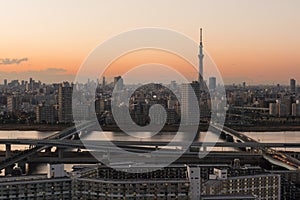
(213, 124, 300, 170)
(0, 120, 96, 174)
(0, 139, 300, 150)
(6, 151, 263, 167)
(1, 121, 299, 174)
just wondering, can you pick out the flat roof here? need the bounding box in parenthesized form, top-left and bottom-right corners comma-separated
(201, 195, 255, 200)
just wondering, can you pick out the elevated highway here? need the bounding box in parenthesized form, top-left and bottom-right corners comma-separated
(213, 125, 300, 170)
(0, 139, 300, 150)
(0, 121, 96, 173)
(0, 151, 264, 166)
(1, 120, 299, 172)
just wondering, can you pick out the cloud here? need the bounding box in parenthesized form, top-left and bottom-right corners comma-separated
(46, 67, 67, 72)
(0, 58, 28, 65)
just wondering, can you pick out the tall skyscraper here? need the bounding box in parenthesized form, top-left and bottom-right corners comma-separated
(58, 84, 73, 123)
(181, 82, 200, 125)
(4, 79, 7, 86)
(209, 77, 216, 90)
(29, 77, 34, 91)
(102, 76, 106, 87)
(198, 28, 204, 83)
(242, 82, 246, 88)
(114, 76, 124, 91)
(290, 78, 296, 94)
(7, 96, 20, 113)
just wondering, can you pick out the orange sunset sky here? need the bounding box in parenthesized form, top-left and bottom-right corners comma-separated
(0, 0, 300, 85)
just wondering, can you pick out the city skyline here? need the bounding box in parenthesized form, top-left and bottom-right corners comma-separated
(1, 1, 300, 199)
(1, 76, 299, 87)
(1, 0, 300, 84)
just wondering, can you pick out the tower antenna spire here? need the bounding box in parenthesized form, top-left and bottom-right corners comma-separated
(198, 28, 204, 85)
(200, 28, 203, 45)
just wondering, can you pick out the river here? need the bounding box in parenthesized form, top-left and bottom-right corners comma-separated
(0, 130, 298, 174)
(244, 131, 300, 152)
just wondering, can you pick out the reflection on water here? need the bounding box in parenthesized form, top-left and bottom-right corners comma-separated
(81, 131, 221, 142)
(81, 131, 231, 152)
(0, 131, 55, 151)
(0, 131, 54, 139)
(245, 131, 300, 152)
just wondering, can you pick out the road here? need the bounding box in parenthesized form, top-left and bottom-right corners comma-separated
(213, 124, 300, 170)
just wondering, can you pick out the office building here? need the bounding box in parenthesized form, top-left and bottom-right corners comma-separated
(7, 96, 20, 113)
(209, 77, 217, 90)
(181, 82, 200, 125)
(36, 103, 56, 123)
(242, 82, 246, 88)
(113, 76, 124, 91)
(58, 84, 73, 123)
(290, 79, 296, 94)
(102, 76, 106, 87)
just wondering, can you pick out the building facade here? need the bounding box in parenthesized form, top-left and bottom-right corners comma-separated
(36, 103, 56, 123)
(202, 171, 281, 200)
(58, 84, 73, 123)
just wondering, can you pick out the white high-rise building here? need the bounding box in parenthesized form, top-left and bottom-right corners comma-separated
(113, 76, 124, 91)
(209, 77, 217, 90)
(181, 82, 200, 125)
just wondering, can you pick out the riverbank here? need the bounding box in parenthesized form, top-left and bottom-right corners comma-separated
(230, 125, 300, 132)
(0, 124, 72, 132)
(1, 123, 300, 132)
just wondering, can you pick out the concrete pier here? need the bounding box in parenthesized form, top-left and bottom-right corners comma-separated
(5, 143, 13, 175)
(58, 148, 64, 159)
(5, 143, 11, 158)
